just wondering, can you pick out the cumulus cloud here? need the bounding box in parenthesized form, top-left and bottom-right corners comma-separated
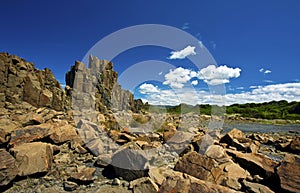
(163, 67, 197, 89)
(139, 83, 160, 94)
(139, 82, 300, 106)
(169, 46, 196, 59)
(191, 80, 198, 86)
(197, 65, 241, 85)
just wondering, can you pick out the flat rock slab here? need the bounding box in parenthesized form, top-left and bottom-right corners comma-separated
(70, 166, 96, 183)
(10, 142, 53, 176)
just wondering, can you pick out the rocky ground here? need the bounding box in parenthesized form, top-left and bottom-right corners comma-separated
(1, 53, 300, 193)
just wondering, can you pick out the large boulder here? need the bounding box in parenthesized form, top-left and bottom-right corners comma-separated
(226, 149, 278, 179)
(288, 136, 300, 154)
(277, 154, 300, 193)
(158, 171, 240, 193)
(0, 149, 18, 186)
(10, 142, 53, 176)
(49, 124, 78, 144)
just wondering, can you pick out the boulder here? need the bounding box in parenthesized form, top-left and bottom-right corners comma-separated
(242, 180, 275, 193)
(49, 124, 78, 144)
(0, 149, 18, 186)
(158, 171, 240, 193)
(174, 151, 218, 182)
(288, 136, 300, 153)
(10, 142, 53, 176)
(277, 154, 300, 193)
(110, 143, 149, 181)
(130, 177, 159, 193)
(9, 123, 54, 147)
(226, 150, 278, 179)
(70, 166, 96, 183)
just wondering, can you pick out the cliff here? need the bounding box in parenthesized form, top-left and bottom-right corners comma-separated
(0, 53, 69, 111)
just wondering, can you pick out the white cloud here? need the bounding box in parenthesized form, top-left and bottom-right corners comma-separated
(259, 68, 271, 74)
(169, 46, 196, 59)
(264, 70, 271, 74)
(197, 65, 241, 85)
(191, 80, 198, 86)
(163, 67, 197, 89)
(181, 22, 189, 30)
(158, 71, 163, 75)
(139, 83, 160, 94)
(139, 82, 300, 106)
(263, 80, 274, 83)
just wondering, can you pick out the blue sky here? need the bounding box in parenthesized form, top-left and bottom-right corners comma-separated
(1, 0, 299, 105)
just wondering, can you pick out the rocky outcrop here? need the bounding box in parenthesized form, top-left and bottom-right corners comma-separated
(0, 53, 69, 111)
(65, 55, 142, 119)
(0, 149, 18, 186)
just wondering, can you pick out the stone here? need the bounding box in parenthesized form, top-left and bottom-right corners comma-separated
(9, 123, 54, 147)
(205, 145, 226, 159)
(111, 144, 149, 181)
(130, 177, 159, 193)
(11, 142, 53, 176)
(0, 149, 18, 186)
(63, 181, 78, 191)
(158, 171, 240, 193)
(95, 154, 112, 167)
(289, 136, 300, 153)
(0, 128, 8, 144)
(70, 166, 96, 183)
(277, 154, 300, 193)
(226, 149, 278, 179)
(174, 151, 218, 182)
(49, 124, 78, 144)
(220, 128, 254, 152)
(112, 178, 121, 186)
(242, 180, 275, 193)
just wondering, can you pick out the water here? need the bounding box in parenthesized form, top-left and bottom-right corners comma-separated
(222, 122, 300, 134)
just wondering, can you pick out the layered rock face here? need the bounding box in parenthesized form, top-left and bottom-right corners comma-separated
(66, 55, 141, 116)
(0, 53, 69, 111)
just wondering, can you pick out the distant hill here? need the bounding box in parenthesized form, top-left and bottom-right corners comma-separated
(142, 100, 300, 120)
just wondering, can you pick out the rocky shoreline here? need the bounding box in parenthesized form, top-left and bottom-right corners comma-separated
(0, 53, 300, 193)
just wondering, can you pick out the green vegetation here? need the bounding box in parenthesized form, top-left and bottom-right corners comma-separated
(141, 100, 300, 120)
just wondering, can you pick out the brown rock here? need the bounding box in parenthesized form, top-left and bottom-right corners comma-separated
(242, 180, 275, 193)
(70, 166, 96, 183)
(226, 149, 278, 178)
(50, 124, 78, 144)
(158, 171, 240, 193)
(95, 154, 112, 167)
(9, 123, 54, 147)
(174, 151, 218, 182)
(0, 128, 8, 144)
(130, 177, 159, 193)
(0, 149, 18, 186)
(289, 136, 300, 153)
(277, 154, 300, 193)
(11, 142, 53, 176)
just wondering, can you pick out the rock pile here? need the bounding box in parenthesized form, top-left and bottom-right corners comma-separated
(0, 53, 299, 193)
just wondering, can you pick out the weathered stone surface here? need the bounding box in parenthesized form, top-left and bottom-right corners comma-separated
(242, 180, 275, 193)
(11, 142, 53, 176)
(95, 154, 113, 167)
(0, 149, 18, 186)
(111, 144, 149, 181)
(70, 166, 96, 183)
(49, 124, 78, 144)
(0, 53, 69, 111)
(63, 181, 78, 191)
(174, 151, 218, 181)
(226, 149, 278, 178)
(130, 177, 159, 193)
(277, 154, 300, 193)
(289, 135, 300, 153)
(9, 123, 54, 147)
(0, 128, 8, 144)
(220, 128, 255, 152)
(158, 171, 240, 193)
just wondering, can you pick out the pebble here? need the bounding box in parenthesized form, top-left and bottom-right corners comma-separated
(112, 178, 121, 186)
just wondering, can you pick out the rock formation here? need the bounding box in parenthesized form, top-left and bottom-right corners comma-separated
(0, 53, 69, 111)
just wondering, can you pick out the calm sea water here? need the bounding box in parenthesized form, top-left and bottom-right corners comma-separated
(222, 123, 300, 133)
